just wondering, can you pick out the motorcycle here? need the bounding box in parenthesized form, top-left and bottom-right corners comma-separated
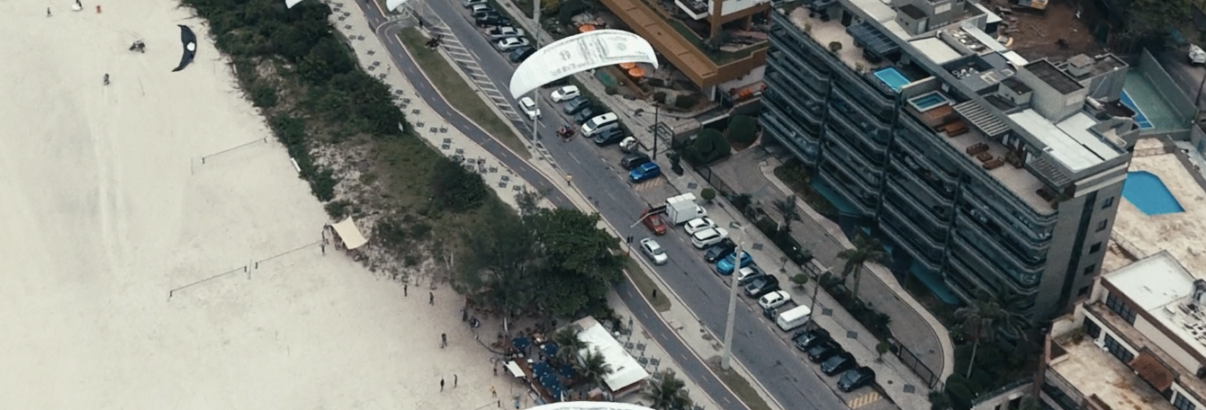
(557, 124, 575, 141)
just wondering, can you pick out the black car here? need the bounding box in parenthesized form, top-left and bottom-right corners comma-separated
(471, 9, 498, 19)
(807, 339, 842, 362)
(573, 106, 599, 125)
(621, 153, 651, 170)
(820, 352, 857, 376)
(792, 328, 830, 351)
(562, 96, 591, 115)
(475, 14, 511, 27)
(703, 239, 737, 262)
(592, 127, 626, 146)
(837, 367, 876, 392)
(509, 46, 535, 63)
(742, 275, 780, 298)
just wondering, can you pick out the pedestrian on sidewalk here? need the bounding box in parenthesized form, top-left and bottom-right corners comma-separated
(454, 374, 458, 387)
(441, 333, 447, 348)
(429, 291, 434, 305)
(47, 7, 52, 17)
(404, 283, 408, 297)
(491, 385, 497, 397)
(440, 378, 445, 391)
(564, 174, 573, 186)
(652, 289, 658, 299)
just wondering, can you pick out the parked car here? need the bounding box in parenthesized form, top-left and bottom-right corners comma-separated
(640, 238, 668, 265)
(837, 367, 876, 392)
(518, 96, 539, 120)
(463, 0, 487, 7)
(758, 290, 792, 310)
(470, 4, 492, 15)
(714, 251, 752, 274)
(807, 339, 842, 362)
(641, 210, 667, 235)
(581, 113, 619, 136)
(475, 14, 510, 27)
(496, 37, 530, 52)
(683, 217, 717, 235)
(561, 96, 591, 115)
(743, 275, 780, 298)
(591, 126, 626, 146)
(735, 265, 765, 285)
(472, 9, 499, 20)
(821, 352, 858, 376)
(692, 227, 730, 249)
(572, 106, 599, 124)
(487, 26, 525, 40)
(703, 239, 737, 263)
(793, 328, 831, 351)
(509, 46, 535, 63)
(550, 85, 580, 102)
(629, 162, 661, 183)
(621, 152, 651, 170)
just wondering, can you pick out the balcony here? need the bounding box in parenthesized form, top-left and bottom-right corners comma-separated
(831, 89, 889, 138)
(961, 184, 1056, 244)
(764, 80, 822, 129)
(956, 198, 1052, 261)
(825, 134, 883, 187)
(816, 165, 873, 215)
(952, 224, 1042, 289)
(949, 238, 1038, 297)
(882, 201, 946, 252)
(767, 42, 829, 81)
(890, 150, 956, 203)
(955, 211, 1045, 276)
(884, 179, 950, 232)
(879, 216, 943, 269)
(823, 143, 880, 194)
(833, 70, 894, 121)
(821, 158, 878, 208)
(762, 110, 819, 163)
(766, 63, 824, 104)
(768, 50, 828, 94)
(896, 117, 960, 181)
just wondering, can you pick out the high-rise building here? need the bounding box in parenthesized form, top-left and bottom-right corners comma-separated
(761, 0, 1140, 321)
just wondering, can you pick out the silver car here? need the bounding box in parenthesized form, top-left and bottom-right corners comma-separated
(640, 238, 669, 265)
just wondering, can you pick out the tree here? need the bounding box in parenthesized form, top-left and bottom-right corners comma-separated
(1115, 0, 1192, 47)
(1018, 395, 1040, 410)
(699, 188, 716, 203)
(685, 129, 731, 164)
(836, 235, 885, 299)
(644, 372, 692, 410)
(298, 37, 355, 83)
(790, 273, 809, 290)
(772, 195, 801, 233)
(727, 114, 758, 146)
(955, 288, 1007, 378)
(575, 348, 613, 389)
(430, 156, 489, 213)
(927, 391, 953, 410)
(551, 326, 586, 363)
(875, 341, 890, 362)
(455, 202, 538, 321)
(828, 41, 843, 53)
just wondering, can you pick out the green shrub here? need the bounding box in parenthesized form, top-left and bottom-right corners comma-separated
(699, 188, 716, 202)
(251, 83, 278, 108)
(675, 94, 698, 109)
(727, 114, 758, 146)
(828, 41, 843, 53)
(324, 199, 353, 219)
(430, 157, 489, 213)
(686, 128, 731, 164)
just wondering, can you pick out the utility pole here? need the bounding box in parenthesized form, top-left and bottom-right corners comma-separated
(808, 267, 828, 326)
(721, 222, 744, 370)
(528, 0, 542, 145)
(1195, 70, 1206, 110)
(652, 104, 660, 160)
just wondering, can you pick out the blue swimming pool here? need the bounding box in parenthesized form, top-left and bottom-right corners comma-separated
(908, 91, 949, 112)
(1119, 90, 1154, 130)
(874, 68, 910, 92)
(1123, 171, 1184, 215)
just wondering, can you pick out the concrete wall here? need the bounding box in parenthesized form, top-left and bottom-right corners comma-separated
(970, 382, 1033, 410)
(1139, 48, 1197, 125)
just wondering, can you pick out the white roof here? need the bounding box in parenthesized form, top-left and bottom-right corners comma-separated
(1009, 109, 1109, 172)
(1001, 51, 1030, 66)
(1105, 251, 1196, 311)
(528, 402, 656, 410)
(911, 37, 962, 65)
(575, 317, 649, 392)
(330, 217, 368, 250)
(847, 0, 897, 23)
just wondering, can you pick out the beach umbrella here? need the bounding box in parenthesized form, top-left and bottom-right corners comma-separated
(628, 67, 645, 78)
(513, 336, 532, 351)
(578, 24, 596, 33)
(542, 342, 559, 357)
(619, 62, 636, 69)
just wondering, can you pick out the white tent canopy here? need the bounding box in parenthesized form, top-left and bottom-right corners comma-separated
(508, 30, 658, 99)
(504, 361, 525, 378)
(329, 217, 368, 250)
(287, 0, 409, 11)
(574, 317, 650, 393)
(527, 402, 655, 410)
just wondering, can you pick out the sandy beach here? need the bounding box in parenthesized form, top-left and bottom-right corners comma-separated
(0, 1, 499, 408)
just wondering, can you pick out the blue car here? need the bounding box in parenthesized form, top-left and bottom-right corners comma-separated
(629, 162, 661, 183)
(715, 252, 754, 275)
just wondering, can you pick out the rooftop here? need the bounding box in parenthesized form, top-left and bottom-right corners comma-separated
(1110, 138, 1206, 278)
(1051, 336, 1177, 410)
(1024, 60, 1084, 95)
(931, 108, 1052, 212)
(1008, 110, 1122, 172)
(1104, 251, 1195, 312)
(1085, 300, 1206, 407)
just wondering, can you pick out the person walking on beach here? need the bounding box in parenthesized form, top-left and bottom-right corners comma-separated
(47, 8, 52, 17)
(491, 385, 497, 397)
(403, 283, 408, 297)
(454, 374, 458, 387)
(440, 333, 447, 348)
(429, 291, 434, 305)
(103, 74, 109, 86)
(440, 378, 445, 391)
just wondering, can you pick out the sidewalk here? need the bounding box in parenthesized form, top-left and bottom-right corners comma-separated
(706, 148, 955, 383)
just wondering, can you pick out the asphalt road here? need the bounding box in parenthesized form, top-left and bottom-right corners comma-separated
(1157, 49, 1206, 110)
(409, 2, 855, 410)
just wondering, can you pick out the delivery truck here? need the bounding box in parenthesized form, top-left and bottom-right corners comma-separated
(658, 193, 707, 224)
(776, 305, 813, 332)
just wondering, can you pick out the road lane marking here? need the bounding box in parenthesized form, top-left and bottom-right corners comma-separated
(846, 391, 881, 409)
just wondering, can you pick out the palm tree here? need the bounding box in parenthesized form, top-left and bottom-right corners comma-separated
(575, 348, 613, 389)
(551, 326, 586, 364)
(955, 288, 1006, 378)
(836, 235, 885, 299)
(772, 195, 801, 233)
(645, 371, 692, 410)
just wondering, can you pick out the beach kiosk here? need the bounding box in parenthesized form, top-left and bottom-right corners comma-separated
(326, 217, 368, 252)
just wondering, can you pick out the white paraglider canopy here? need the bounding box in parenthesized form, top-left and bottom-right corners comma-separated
(386, 0, 412, 11)
(508, 29, 658, 99)
(285, 0, 303, 8)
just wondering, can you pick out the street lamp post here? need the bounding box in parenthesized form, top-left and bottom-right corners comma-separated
(652, 104, 659, 160)
(808, 268, 828, 326)
(721, 221, 744, 370)
(528, 0, 542, 145)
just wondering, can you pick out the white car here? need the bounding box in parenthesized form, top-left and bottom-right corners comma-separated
(519, 97, 540, 120)
(487, 26, 525, 40)
(759, 290, 792, 310)
(735, 266, 765, 285)
(581, 113, 619, 136)
(550, 85, 580, 102)
(463, 0, 487, 7)
(496, 37, 530, 51)
(640, 238, 669, 265)
(690, 227, 729, 249)
(684, 217, 717, 235)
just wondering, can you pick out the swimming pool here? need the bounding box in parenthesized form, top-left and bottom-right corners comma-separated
(874, 68, 909, 92)
(907, 91, 950, 112)
(1119, 90, 1154, 130)
(1123, 171, 1184, 215)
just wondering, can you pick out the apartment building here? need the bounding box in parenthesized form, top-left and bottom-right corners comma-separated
(760, 0, 1139, 321)
(1038, 251, 1206, 410)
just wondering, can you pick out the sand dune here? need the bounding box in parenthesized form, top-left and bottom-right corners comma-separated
(0, 2, 497, 408)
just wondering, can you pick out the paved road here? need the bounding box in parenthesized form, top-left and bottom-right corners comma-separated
(404, 2, 855, 410)
(349, 2, 755, 409)
(1157, 49, 1206, 111)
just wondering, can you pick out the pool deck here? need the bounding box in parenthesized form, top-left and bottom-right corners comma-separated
(1110, 138, 1206, 276)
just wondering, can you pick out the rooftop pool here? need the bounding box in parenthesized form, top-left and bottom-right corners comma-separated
(1123, 171, 1185, 215)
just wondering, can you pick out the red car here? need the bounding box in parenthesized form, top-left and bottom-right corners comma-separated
(641, 209, 667, 235)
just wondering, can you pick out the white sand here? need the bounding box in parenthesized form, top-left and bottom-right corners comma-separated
(0, 2, 500, 408)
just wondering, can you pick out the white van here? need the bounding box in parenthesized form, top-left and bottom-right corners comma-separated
(776, 305, 812, 332)
(581, 113, 618, 136)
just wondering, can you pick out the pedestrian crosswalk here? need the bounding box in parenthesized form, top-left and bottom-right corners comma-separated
(633, 177, 666, 192)
(420, 24, 522, 122)
(846, 391, 881, 409)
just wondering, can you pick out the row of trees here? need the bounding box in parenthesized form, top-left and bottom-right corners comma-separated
(550, 327, 693, 410)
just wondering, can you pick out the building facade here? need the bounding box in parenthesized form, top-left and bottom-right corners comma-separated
(760, 0, 1138, 321)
